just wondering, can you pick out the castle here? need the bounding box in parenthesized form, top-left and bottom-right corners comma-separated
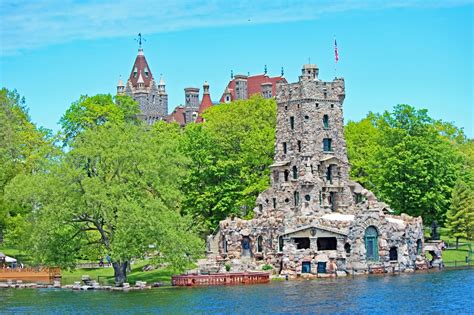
(202, 64, 429, 277)
(117, 47, 285, 125)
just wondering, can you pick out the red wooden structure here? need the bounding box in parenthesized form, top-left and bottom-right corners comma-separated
(172, 272, 270, 287)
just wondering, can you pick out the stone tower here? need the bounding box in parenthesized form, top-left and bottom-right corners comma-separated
(264, 63, 352, 217)
(120, 47, 168, 124)
(203, 63, 426, 276)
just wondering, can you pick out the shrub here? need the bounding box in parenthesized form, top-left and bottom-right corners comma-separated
(262, 264, 273, 271)
(225, 263, 231, 272)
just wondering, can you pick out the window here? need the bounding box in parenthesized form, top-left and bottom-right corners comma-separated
(144, 67, 149, 78)
(133, 67, 138, 78)
(293, 237, 310, 249)
(290, 116, 295, 130)
(226, 95, 230, 102)
(417, 239, 422, 255)
(223, 239, 228, 253)
(319, 191, 322, 205)
(323, 138, 332, 152)
(294, 191, 300, 206)
(317, 262, 327, 273)
(323, 115, 329, 129)
(305, 115, 309, 120)
(326, 165, 332, 182)
(316, 103, 319, 108)
(389, 247, 398, 261)
(331, 104, 334, 109)
(292, 166, 298, 179)
(284, 170, 289, 182)
(257, 236, 263, 253)
(285, 106, 288, 110)
(242, 236, 251, 256)
(304, 194, 311, 201)
(278, 236, 284, 252)
(258, 204, 263, 211)
(283, 142, 287, 154)
(272, 197, 277, 208)
(297, 140, 301, 152)
(365, 226, 379, 261)
(317, 237, 337, 250)
(344, 243, 351, 254)
(329, 192, 336, 211)
(302, 262, 311, 273)
(324, 92, 327, 98)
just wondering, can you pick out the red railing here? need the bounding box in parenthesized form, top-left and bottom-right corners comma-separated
(172, 272, 270, 287)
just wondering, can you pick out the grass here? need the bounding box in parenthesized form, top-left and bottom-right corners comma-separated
(424, 227, 474, 265)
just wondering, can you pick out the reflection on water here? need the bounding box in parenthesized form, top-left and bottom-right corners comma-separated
(0, 269, 473, 314)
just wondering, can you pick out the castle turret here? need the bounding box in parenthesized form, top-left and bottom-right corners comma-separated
(184, 87, 200, 109)
(196, 81, 213, 123)
(234, 75, 248, 100)
(119, 46, 168, 124)
(117, 77, 125, 95)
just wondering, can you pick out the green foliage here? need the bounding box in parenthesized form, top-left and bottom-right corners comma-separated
(225, 263, 231, 272)
(346, 104, 466, 224)
(262, 264, 273, 271)
(5, 122, 203, 280)
(59, 94, 140, 145)
(445, 180, 474, 242)
(181, 96, 276, 234)
(0, 88, 58, 240)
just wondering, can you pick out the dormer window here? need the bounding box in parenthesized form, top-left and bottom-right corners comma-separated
(144, 67, 149, 78)
(133, 67, 138, 78)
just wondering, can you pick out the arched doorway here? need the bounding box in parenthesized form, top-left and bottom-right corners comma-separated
(364, 226, 379, 261)
(257, 235, 263, 253)
(242, 236, 251, 257)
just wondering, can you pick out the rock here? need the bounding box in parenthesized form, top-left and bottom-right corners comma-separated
(336, 271, 347, 277)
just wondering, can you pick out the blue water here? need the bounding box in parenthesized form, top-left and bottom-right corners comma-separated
(0, 269, 473, 314)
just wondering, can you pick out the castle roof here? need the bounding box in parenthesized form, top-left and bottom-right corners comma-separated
(219, 74, 287, 103)
(196, 82, 213, 123)
(128, 48, 153, 87)
(166, 106, 186, 126)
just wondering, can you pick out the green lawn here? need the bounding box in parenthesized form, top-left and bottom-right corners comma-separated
(61, 261, 187, 285)
(425, 227, 474, 265)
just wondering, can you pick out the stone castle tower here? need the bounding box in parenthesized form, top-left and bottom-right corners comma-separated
(117, 47, 168, 124)
(267, 64, 353, 216)
(204, 64, 427, 277)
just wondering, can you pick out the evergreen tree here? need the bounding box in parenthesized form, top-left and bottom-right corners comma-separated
(445, 180, 474, 249)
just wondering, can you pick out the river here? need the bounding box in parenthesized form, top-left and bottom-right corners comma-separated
(0, 269, 473, 314)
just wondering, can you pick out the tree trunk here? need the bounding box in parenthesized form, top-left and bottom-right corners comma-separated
(456, 237, 459, 250)
(112, 261, 128, 287)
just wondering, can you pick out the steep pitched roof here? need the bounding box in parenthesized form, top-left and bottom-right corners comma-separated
(128, 48, 154, 87)
(219, 74, 287, 103)
(196, 83, 213, 123)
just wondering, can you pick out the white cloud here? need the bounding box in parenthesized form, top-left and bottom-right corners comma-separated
(0, 0, 471, 55)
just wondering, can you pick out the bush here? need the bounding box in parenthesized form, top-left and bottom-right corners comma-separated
(225, 263, 231, 272)
(262, 264, 273, 271)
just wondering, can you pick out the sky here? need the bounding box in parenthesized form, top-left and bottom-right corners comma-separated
(1, 0, 473, 137)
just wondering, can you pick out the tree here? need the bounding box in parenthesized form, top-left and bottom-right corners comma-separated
(181, 96, 276, 234)
(59, 94, 140, 145)
(345, 104, 465, 224)
(5, 122, 203, 286)
(445, 180, 474, 248)
(0, 88, 57, 242)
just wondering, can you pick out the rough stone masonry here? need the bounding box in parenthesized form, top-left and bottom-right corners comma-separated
(202, 64, 430, 277)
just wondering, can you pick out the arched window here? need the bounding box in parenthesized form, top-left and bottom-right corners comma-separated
(284, 170, 289, 182)
(344, 243, 351, 254)
(223, 239, 228, 253)
(323, 115, 329, 129)
(257, 235, 263, 253)
(364, 226, 379, 261)
(292, 166, 298, 179)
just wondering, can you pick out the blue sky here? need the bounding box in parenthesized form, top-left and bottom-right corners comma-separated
(1, 0, 473, 137)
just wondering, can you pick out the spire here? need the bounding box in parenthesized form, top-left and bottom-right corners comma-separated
(128, 46, 153, 88)
(264, 65, 267, 75)
(117, 75, 125, 95)
(196, 81, 213, 123)
(159, 74, 165, 86)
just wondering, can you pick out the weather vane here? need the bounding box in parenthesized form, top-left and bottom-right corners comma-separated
(135, 33, 146, 48)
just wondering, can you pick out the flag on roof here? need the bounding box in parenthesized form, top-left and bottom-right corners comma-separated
(334, 39, 339, 63)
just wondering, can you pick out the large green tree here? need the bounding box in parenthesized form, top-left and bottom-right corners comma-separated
(6, 122, 203, 285)
(0, 88, 57, 241)
(181, 96, 276, 233)
(445, 180, 474, 248)
(346, 104, 466, 223)
(59, 94, 140, 145)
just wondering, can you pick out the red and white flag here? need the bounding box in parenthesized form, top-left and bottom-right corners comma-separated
(334, 39, 339, 63)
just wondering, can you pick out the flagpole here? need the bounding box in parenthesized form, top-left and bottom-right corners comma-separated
(334, 35, 338, 79)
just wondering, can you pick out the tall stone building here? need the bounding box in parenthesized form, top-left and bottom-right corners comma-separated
(117, 47, 168, 124)
(203, 64, 428, 277)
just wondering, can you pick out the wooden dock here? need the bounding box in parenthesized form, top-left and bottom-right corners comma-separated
(0, 267, 61, 283)
(172, 272, 270, 287)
